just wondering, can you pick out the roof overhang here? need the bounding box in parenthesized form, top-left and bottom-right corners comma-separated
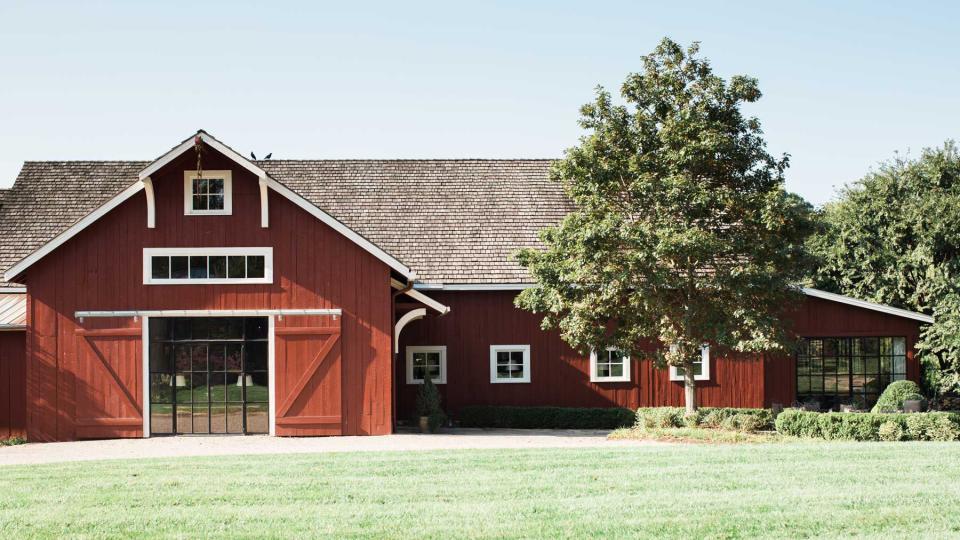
(392, 279, 450, 315)
(801, 287, 934, 323)
(412, 283, 934, 324)
(0, 290, 26, 330)
(4, 130, 416, 282)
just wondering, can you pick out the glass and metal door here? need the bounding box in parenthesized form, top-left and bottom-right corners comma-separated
(148, 317, 269, 435)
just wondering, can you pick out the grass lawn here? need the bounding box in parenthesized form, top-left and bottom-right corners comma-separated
(2, 443, 960, 538)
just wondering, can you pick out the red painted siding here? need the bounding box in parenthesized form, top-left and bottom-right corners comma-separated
(397, 291, 926, 418)
(0, 331, 26, 439)
(20, 146, 394, 441)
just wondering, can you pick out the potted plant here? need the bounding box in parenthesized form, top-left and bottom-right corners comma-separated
(902, 393, 926, 413)
(415, 373, 447, 433)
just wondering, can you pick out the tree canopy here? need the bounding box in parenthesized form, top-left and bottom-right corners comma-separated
(809, 142, 960, 394)
(515, 38, 815, 412)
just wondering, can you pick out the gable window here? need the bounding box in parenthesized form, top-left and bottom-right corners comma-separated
(184, 170, 232, 215)
(144, 248, 272, 284)
(591, 348, 631, 382)
(406, 346, 446, 384)
(669, 345, 710, 382)
(489, 345, 531, 383)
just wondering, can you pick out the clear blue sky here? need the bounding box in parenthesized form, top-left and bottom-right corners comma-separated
(0, 1, 957, 206)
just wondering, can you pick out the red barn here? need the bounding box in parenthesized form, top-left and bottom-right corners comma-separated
(0, 131, 933, 441)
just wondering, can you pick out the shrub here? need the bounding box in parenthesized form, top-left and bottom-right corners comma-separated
(775, 409, 960, 441)
(636, 407, 774, 432)
(871, 380, 924, 413)
(0, 436, 26, 447)
(878, 421, 905, 441)
(458, 406, 635, 430)
(415, 374, 446, 432)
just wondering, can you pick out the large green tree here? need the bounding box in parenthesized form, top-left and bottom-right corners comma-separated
(515, 38, 815, 413)
(809, 142, 960, 394)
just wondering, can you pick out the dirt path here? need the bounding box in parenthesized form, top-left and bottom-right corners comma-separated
(0, 429, 666, 466)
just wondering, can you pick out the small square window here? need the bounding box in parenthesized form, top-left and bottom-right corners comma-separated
(184, 171, 232, 215)
(490, 345, 530, 383)
(591, 348, 630, 382)
(406, 346, 447, 384)
(669, 345, 710, 382)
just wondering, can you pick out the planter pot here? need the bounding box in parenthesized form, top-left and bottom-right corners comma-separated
(902, 400, 924, 413)
(839, 404, 857, 413)
(419, 416, 430, 433)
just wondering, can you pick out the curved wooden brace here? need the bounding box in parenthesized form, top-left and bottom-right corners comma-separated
(142, 176, 156, 228)
(259, 176, 269, 228)
(394, 307, 427, 350)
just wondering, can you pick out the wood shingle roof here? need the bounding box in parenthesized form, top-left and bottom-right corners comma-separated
(0, 159, 569, 287)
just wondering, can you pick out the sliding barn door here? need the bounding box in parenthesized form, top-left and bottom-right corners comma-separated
(74, 319, 143, 439)
(275, 315, 343, 436)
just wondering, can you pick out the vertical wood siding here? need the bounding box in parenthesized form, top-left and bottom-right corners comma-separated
(0, 331, 26, 439)
(21, 146, 393, 441)
(397, 291, 925, 418)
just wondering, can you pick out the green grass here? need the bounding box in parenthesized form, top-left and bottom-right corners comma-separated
(2, 444, 960, 538)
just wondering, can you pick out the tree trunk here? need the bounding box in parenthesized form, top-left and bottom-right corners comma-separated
(684, 363, 697, 414)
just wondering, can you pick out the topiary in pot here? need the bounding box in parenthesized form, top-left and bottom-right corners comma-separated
(901, 393, 926, 413)
(871, 380, 924, 413)
(415, 374, 446, 433)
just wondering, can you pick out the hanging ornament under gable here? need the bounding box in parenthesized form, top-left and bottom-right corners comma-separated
(194, 134, 203, 179)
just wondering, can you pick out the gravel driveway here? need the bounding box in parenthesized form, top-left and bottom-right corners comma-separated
(0, 429, 662, 466)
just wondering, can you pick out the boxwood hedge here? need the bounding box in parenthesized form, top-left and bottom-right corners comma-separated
(774, 409, 960, 441)
(634, 407, 775, 432)
(458, 406, 635, 429)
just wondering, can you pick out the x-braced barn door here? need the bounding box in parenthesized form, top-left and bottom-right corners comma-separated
(275, 315, 342, 436)
(74, 319, 143, 439)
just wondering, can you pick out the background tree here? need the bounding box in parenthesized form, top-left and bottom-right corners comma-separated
(515, 38, 815, 413)
(809, 142, 960, 395)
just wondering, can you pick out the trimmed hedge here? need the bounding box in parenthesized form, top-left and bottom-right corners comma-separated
(774, 409, 960, 441)
(871, 380, 923, 413)
(458, 406, 635, 429)
(635, 407, 775, 432)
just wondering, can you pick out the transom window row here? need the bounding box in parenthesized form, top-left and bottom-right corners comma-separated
(143, 248, 272, 284)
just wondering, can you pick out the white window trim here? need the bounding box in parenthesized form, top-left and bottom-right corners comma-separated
(406, 346, 447, 384)
(143, 247, 273, 285)
(184, 170, 233, 215)
(590, 347, 631, 383)
(669, 345, 711, 382)
(489, 344, 531, 384)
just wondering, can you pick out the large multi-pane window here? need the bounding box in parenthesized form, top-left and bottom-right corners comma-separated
(796, 337, 907, 410)
(149, 317, 269, 435)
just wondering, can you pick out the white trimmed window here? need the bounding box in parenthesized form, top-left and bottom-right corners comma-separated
(406, 346, 447, 384)
(144, 247, 272, 285)
(184, 170, 232, 215)
(489, 345, 530, 383)
(669, 345, 711, 381)
(590, 348, 631, 382)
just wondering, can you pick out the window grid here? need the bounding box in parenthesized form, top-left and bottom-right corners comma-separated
(490, 345, 530, 383)
(149, 317, 269, 435)
(796, 337, 907, 410)
(596, 350, 626, 378)
(411, 352, 442, 382)
(191, 177, 226, 212)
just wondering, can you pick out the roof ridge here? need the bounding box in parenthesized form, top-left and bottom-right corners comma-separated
(18, 158, 557, 165)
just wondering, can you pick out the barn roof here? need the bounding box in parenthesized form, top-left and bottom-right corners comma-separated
(0, 154, 566, 288)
